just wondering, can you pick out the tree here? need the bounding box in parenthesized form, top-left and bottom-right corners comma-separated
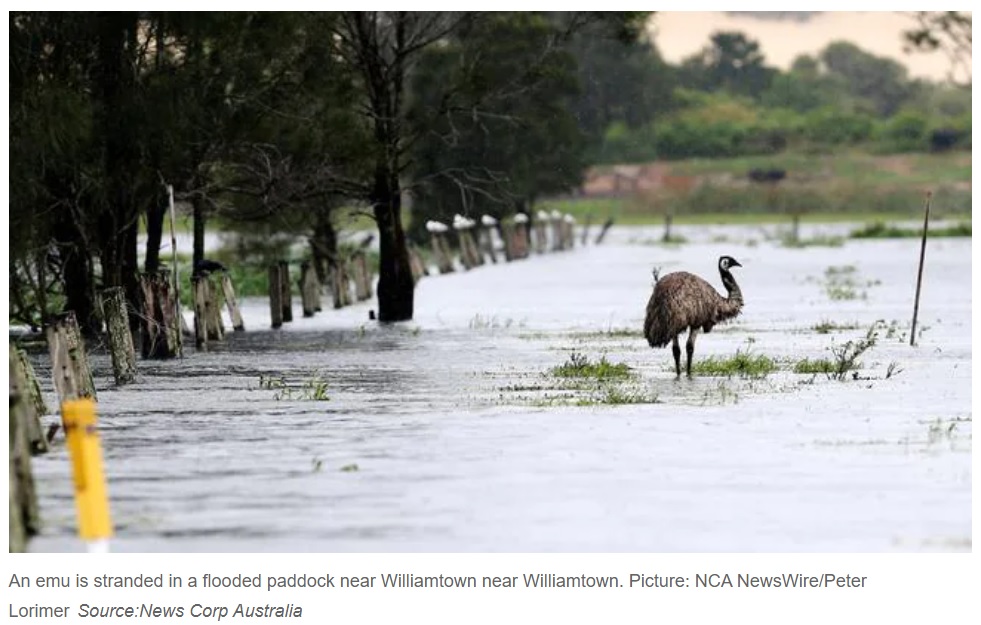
(903, 11, 971, 85)
(678, 31, 776, 99)
(327, 13, 479, 322)
(407, 13, 589, 238)
(820, 41, 912, 116)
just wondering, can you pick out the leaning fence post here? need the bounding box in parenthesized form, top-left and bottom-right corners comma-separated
(11, 346, 48, 454)
(45, 311, 97, 404)
(595, 217, 615, 244)
(9, 348, 42, 551)
(910, 191, 932, 347)
(100, 287, 136, 385)
(220, 273, 245, 331)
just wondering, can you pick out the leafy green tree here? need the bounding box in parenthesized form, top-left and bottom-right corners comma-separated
(819, 41, 913, 116)
(678, 31, 776, 99)
(407, 13, 589, 239)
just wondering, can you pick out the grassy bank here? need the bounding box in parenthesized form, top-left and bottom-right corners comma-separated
(542, 151, 971, 226)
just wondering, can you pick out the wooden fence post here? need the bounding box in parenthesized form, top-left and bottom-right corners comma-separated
(279, 261, 293, 323)
(513, 213, 530, 259)
(408, 245, 428, 284)
(220, 273, 245, 331)
(205, 277, 224, 342)
(45, 311, 97, 404)
(140, 271, 182, 359)
(480, 215, 499, 263)
(100, 287, 136, 385)
(269, 264, 284, 328)
(9, 347, 42, 551)
(581, 213, 592, 246)
(192, 275, 209, 350)
(300, 261, 320, 317)
(10, 346, 48, 455)
(595, 217, 615, 244)
(550, 210, 563, 251)
(352, 252, 373, 301)
(562, 215, 576, 250)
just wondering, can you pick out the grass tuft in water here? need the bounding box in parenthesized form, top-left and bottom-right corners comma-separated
(781, 234, 845, 248)
(812, 320, 862, 334)
(690, 350, 776, 378)
(259, 372, 331, 401)
(576, 386, 660, 406)
(793, 358, 836, 375)
(551, 352, 633, 380)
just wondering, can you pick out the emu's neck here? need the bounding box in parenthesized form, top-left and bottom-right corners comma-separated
(720, 268, 743, 306)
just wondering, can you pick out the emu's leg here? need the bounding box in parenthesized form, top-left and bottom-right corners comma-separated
(671, 336, 682, 378)
(686, 327, 699, 378)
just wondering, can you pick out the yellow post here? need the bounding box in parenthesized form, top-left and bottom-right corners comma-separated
(62, 399, 113, 551)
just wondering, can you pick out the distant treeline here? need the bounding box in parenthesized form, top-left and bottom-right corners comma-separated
(596, 33, 971, 163)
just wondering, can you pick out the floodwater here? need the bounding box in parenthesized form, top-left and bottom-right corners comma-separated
(27, 223, 971, 552)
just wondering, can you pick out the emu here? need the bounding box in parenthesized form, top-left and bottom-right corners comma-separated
(643, 256, 744, 378)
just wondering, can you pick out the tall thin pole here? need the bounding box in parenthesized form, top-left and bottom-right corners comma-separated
(910, 191, 931, 347)
(168, 184, 183, 358)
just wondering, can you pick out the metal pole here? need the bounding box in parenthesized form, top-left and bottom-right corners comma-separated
(910, 191, 931, 347)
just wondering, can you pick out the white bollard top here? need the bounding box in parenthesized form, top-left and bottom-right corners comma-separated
(481, 215, 498, 226)
(513, 213, 529, 224)
(426, 220, 449, 233)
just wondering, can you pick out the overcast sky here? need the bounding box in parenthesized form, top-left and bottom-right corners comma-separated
(649, 11, 964, 83)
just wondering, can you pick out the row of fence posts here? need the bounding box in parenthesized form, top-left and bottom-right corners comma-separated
(9, 262, 252, 550)
(423, 209, 599, 280)
(10, 309, 109, 552)
(269, 251, 375, 328)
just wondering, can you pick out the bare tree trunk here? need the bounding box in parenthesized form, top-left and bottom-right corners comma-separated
(144, 199, 166, 274)
(54, 215, 101, 336)
(192, 195, 206, 270)
(373, 167, 414, 322)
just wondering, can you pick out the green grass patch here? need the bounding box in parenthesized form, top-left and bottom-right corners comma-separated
(541, 152, 970, 226)
(820, 265, 880, 301)
(550, 352, 633, 380)
(812, 320, 862, 334)
(576, 386, 660, 406)
(850, 221, 971, 239)
(690, 350, 777, 378)
(781, 233, 845, 248)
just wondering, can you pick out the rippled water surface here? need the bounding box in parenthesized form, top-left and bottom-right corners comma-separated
(28, 223, 971, 552)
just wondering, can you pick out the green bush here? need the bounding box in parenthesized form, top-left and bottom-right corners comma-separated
(877, 110, 929, 152)
(802, 107, 874, 145)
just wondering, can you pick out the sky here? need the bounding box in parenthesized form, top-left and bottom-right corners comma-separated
(649, 11, 966, 83)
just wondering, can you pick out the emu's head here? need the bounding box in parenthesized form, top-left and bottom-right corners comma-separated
(718, 255, 742, 272)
